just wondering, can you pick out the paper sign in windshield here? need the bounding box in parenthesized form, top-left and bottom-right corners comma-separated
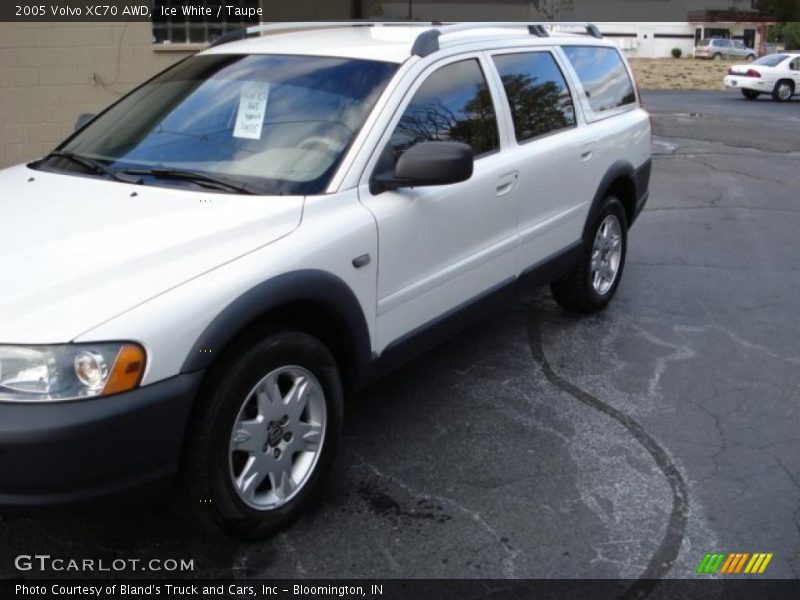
(233, 82, 270, 140)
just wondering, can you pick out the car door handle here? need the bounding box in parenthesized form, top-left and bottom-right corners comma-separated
(581, 142, 597, 161)
(496, 171, 519, 197)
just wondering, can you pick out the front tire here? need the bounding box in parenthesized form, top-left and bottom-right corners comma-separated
(741, 89, 759, 100)
(178, 331, 343, 539)
(551, 196, 628, 313)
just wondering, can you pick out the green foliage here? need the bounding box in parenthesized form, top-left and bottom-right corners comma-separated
(671, 47, 683, 58)
(758, 1, 800, 22)
(782, 22, 800, 49)
(757, 0, 799, 48)
(769, 22, 800, 49)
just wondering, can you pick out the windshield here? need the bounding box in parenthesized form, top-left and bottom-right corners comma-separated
(754, 54, 789, 67)
(39, 54, 397, 195)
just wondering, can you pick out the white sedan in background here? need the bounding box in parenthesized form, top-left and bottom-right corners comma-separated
(724, 53, 800, 101)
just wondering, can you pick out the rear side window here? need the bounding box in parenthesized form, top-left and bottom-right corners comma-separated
(378, 59, 499, 174)
(492, 51, 576, 142)
(754, 54, 788, 67)
(562, 46, 636, 113)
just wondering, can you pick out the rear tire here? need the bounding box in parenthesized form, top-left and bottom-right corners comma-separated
(551, 196, 628, 313)
(741, 89, 759, 100)
(177, 330, 343, 539)
(712, 53, 722, 61)
(772, 80, 794, 102)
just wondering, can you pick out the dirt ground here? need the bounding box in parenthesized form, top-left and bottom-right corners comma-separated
(629, 58, 736, 91)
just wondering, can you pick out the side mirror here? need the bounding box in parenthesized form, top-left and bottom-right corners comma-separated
(74, 113, 96, 131)
(371, 141, 473, 194)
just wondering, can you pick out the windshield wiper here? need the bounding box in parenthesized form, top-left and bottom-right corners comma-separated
(123, 167, 255, 195)
(41, 151, 142, 184)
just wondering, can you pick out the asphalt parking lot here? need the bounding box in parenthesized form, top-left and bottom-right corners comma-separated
(0, 90, 798, 581)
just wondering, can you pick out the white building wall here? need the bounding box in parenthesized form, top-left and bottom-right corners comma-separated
(596, 22, 695, 58)
(597, 22, 766, 58)
(377, 1, 760, 22)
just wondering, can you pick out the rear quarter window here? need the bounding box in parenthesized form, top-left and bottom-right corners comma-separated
(562, 46, 636, 114)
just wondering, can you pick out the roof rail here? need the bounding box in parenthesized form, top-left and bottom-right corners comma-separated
(208, 21, 603, 55)
(410, 22, 603, 57)
(209, 20, 440, 48)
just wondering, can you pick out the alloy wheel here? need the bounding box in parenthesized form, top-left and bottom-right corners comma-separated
(228, 366, 326, 510)
(590, 215, 623, 296)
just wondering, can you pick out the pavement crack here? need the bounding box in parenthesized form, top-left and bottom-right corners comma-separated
(642, 203, 800, 215)
(654, 153, 797, 188)
(628, 323, 696, 400)
(650, 128, 800, 154)
(628, 260, 799, 274)
(526, 312, 689, 599)
(675, 324, 800, 365)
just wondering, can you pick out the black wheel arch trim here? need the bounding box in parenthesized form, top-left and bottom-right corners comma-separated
(583, 159, 651, 238)
(180, 270, 373, 384)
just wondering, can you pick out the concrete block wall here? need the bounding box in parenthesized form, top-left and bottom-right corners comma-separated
(0, 23, 193, 168)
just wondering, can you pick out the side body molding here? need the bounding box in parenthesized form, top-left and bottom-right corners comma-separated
(181, 270, 373, 381)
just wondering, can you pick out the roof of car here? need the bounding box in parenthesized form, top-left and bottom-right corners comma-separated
(201, 23, 613, 64)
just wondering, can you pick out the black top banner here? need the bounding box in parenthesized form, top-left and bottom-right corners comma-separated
(0, 1, 789, 23)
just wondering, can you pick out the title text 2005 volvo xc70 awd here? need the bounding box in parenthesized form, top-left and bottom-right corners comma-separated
(0, 22, 650, 538)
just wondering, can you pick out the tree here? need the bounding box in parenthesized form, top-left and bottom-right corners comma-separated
(758, 0, 800, 49)
(780, 22, 800, 49)
(757, 0, 800, 22)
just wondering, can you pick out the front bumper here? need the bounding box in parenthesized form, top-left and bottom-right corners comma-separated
(0, 372, 202, 513)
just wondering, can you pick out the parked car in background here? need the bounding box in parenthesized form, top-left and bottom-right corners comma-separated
(695, 38, 757, 61)
(724, 53, 800, 101)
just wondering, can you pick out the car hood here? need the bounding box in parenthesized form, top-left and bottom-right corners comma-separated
(0, 166, 304, 344)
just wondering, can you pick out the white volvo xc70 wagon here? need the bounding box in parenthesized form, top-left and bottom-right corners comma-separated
(0, 22, 651, 538)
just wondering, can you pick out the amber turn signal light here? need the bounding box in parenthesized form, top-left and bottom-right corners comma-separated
(102, 344, 146, 396)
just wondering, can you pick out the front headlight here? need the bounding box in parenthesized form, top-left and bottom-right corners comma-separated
(0, 343, 146, 402)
